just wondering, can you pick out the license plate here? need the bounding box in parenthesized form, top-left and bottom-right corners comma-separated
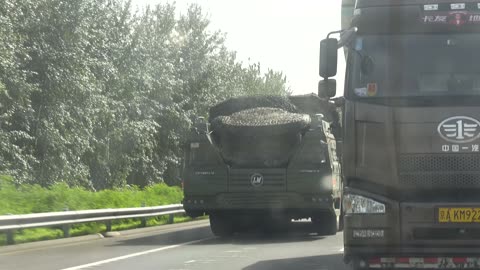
(438, 208, 480, 223)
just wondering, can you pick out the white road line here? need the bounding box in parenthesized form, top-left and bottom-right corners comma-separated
(59, 238, 212, 270)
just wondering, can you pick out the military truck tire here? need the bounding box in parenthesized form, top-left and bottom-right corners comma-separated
(313, 212, 338, 236)
(185, 210, 203, 219)
(209, 214, 234, 237)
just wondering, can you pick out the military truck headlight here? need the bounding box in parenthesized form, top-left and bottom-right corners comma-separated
(344, 194, 385, 214)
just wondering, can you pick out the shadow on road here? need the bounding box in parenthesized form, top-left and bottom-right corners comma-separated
(110, 226, 213, 247)
(110, 221, 330, 247)
(195, 232, 323, 246)
(243, 253, 349, 270)
(193, 221, 326, 245)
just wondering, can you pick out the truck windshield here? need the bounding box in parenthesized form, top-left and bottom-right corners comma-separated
(350, 34, 480, 98)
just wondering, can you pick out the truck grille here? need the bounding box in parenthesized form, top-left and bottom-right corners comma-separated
(398, 154, 480, 188)
(228, 168, 286, 192)
(218, 193, 292, 208)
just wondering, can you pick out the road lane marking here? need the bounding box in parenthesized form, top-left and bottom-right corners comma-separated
(59, 238, 212, 270)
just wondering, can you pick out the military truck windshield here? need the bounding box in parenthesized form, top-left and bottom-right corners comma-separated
(350, 34, 480, 98)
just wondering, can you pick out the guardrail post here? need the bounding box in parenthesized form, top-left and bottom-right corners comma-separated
(4, 213, 15, 245)
(140, 203, 147, 227)
(105, 220, 112, 232)
(168, 214, 174, 224)
(6, 230, 14, 245)
(62, 206, 70, 238)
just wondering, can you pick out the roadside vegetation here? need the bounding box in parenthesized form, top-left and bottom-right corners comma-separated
(0, 0, 290, 190)
(0, 0, 288, 245)
(0, 175, 200, 245)
(0, 0, 286, 245)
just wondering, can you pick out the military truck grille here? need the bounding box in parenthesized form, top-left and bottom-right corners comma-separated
(218, 193, 292, 208)
(398, 154, 480, 188)
(228, 169, 286, 192)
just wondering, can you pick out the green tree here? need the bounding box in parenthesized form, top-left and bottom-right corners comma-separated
(0, 0, 291, 189)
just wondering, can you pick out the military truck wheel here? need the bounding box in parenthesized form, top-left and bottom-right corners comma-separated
(209, 214, 234, 237)
(313, 212, 337, 236)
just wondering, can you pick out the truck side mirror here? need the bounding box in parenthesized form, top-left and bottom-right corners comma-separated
(319, 38, 338, 78)
(318, 79, 337, 98)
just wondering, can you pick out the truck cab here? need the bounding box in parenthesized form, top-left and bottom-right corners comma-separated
(322, 0, 480, 269)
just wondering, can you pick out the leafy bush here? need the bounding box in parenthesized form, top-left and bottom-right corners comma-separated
(0, 175, 182, 215)
(0, 175, 189, 244)
(0, 0, 290, 189)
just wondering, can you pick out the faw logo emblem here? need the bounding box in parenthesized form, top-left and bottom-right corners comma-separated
(250, 173, 264, 187)
(438, 116, 480, 143)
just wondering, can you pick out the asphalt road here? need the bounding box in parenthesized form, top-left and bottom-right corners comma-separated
(0, 220, 348, 270)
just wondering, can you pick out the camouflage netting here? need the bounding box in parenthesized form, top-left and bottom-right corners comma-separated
(208, 94, 338, 168)
(211, 107, 311, 136)
(208, 95, 298, 122)
(289, 93, 343, 140)
(288, 93, 340, 123)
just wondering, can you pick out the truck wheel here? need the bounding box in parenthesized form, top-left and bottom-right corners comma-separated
(209, 214, 234, 237)
(313, 212, 337, 236)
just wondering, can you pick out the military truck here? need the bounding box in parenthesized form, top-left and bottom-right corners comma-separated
(320, 0, 480, 268)
(182, 95, 342, 237)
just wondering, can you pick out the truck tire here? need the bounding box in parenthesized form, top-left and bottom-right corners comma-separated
(313, 212, 338, 236)
(209, 214, 234, 237)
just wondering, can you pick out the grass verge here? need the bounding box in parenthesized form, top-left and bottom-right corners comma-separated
(0, 175, 208, 245)
(0, 215, 208, 245)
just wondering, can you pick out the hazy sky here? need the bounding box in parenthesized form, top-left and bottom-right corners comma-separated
(131, 0, 345, 95)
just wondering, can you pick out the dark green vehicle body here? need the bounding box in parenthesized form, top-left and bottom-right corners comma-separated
(182, 97, 342, 233)
(320, 0, 480, 268)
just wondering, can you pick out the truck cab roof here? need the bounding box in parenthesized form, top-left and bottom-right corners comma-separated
(346, 0, 480, 34)
(355, 0, 480, 8)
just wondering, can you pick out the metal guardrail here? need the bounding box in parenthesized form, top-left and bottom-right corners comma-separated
(0, 204, 185, 245)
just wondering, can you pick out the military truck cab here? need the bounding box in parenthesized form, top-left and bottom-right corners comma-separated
(322, 0, 480, 268)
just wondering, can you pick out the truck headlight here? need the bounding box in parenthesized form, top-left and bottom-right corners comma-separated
(344, 194, 385, 214)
